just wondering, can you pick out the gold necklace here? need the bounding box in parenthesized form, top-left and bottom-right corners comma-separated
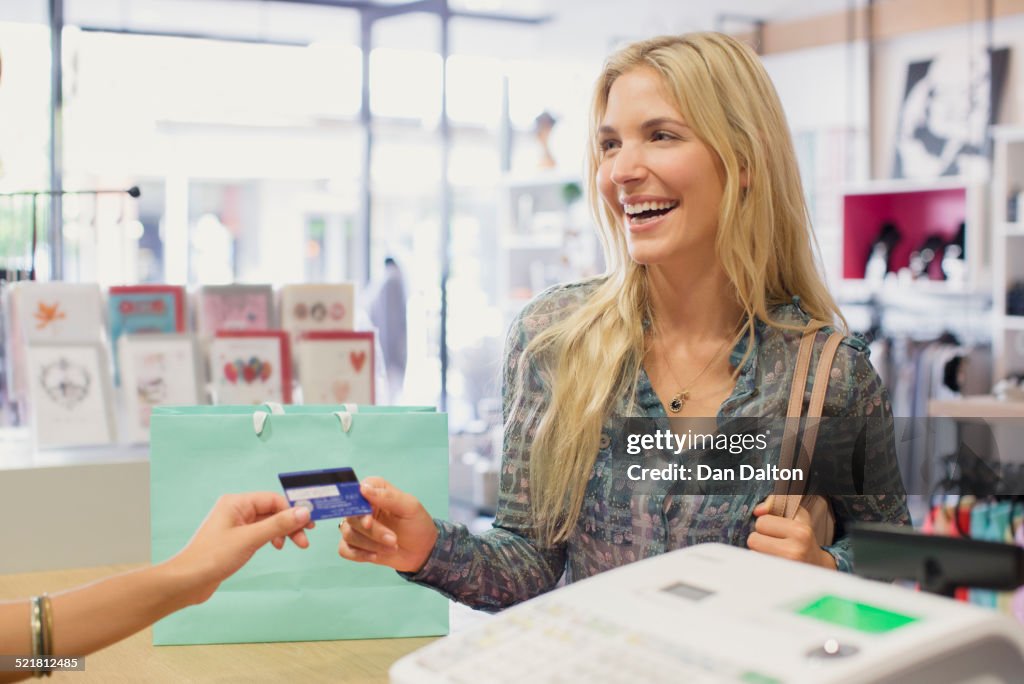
(656, 326, 735, 413)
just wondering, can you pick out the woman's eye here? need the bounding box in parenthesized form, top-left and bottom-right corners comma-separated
(599, 139, 620, 153)
(652, 131, 675, 142)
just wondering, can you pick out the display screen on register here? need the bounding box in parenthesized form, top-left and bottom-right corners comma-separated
(795, 594, 920, 634)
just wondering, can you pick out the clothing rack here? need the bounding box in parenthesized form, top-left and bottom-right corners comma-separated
(841, 292, 992, 348)
(920, 493, 1024, 621)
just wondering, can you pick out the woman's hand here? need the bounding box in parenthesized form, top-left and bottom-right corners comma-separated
(747, 501, 837, 570)
(338, 477, 438, 573)
(166, 492, 315, 605)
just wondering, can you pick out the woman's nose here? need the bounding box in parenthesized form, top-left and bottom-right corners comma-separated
(609, 143, 647, 186)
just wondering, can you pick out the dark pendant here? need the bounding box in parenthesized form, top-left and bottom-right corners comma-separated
(669, 391, 687, 413)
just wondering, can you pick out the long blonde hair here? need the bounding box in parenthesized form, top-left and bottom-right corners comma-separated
(511, 32, 845, 546)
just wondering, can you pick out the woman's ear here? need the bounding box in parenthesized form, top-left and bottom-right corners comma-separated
(739, 168, 750, 188)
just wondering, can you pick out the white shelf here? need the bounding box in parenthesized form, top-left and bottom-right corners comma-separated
(836, 279, 991, 304)
(842, 176, 975, 195)
(500, 233, 564, 250)
(496, 170, 597, 333)
(498, 170, 581, 189)
(986, 127, 1024, 383)
(0, 427, 149, 471)
(928, 396, 1024, 418)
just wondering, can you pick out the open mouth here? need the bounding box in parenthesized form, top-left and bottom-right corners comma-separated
(624, 201, 679, 225)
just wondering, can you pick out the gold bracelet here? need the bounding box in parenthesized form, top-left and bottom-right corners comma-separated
(40, 594, 53, 677)
(29, 596, 43, 678)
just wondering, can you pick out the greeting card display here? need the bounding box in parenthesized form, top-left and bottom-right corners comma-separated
(12, 281, 104, 344)
(108, 285, 187, 383)
(297, 331, 375, 405)
(196, 285, 274, 337)
(118, 334, 204, 443)
(210, 331, 292, 405)
(26, 343, 116, 448)
(280, 283, 355, 341)
(7, 282, 105, 406)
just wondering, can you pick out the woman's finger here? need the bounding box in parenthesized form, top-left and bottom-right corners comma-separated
(340, 520, 396, 553)
(753, 514, 793, 538)
(338, 533, 377, 563)
(747, 532, 801, 561)
(287, 528, 310, 549)
(359, 479, 422, 519)
(343, 515, 398, 548)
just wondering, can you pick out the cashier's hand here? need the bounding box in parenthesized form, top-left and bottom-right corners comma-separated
(338, 477, 438, 574)
(167, 492, 316, 606)
(747, 501, 838, 570)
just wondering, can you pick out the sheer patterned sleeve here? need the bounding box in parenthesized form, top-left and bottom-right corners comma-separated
(818, 338, 911, 573)
(400, 299, 569, 610)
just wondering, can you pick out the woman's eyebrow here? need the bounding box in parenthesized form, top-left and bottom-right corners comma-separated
(597, 117, 689, 136)
(641, 116, 689, 129)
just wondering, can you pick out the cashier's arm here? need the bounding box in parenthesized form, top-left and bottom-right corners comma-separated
(0, 493, 313, 682)
(344, 480, 840, 572)
(747, 502, 838, 570)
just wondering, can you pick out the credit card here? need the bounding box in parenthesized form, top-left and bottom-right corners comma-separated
(278, 467, 373, 520)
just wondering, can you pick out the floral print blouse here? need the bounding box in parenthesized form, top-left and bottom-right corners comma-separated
(403, 279, 910, 611)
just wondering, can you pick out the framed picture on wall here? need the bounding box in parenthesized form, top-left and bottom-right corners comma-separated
(118, 333, 204, 443)
(196, 284, 275, 337)
(25, 342, 117, 449)
(210, 330, 292, 405)
(296, 331, 375, 405)
(893, 47, 1010, 179)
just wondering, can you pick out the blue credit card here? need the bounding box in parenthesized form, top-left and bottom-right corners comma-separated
(278, 467, 373, 520)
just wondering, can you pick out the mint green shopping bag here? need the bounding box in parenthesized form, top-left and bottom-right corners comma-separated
(149, 404, 449, 645)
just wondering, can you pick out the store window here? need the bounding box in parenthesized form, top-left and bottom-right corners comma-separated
(446, 54, 502, 128)
(367, 123, 442, 406)
(6, 1, 601, 428)
(62, 28, 363, 286)
(370, 47, 442, 124)
(0, 12, 51, 280)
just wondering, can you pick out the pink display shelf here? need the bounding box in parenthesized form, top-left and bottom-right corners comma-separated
(842, 187, 967, 280)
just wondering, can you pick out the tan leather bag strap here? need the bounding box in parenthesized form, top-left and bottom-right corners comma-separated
(771, 329, 816, 517)
(770, 325, 843, 518)
(790, 331, 844, 498)
(808, 332, 843, 419)
(786, 331, 817, 418)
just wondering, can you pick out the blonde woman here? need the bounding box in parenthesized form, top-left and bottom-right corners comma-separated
(339, 32, 909, 610)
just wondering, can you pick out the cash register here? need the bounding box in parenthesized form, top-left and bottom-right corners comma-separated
(390, 542, 1024, 683)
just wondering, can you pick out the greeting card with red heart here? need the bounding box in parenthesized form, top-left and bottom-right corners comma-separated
(296, 331, 374, 404)
(349, 350, 366, 373)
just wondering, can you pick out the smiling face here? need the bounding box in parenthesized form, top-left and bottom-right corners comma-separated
(596, 67, 726, 269)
